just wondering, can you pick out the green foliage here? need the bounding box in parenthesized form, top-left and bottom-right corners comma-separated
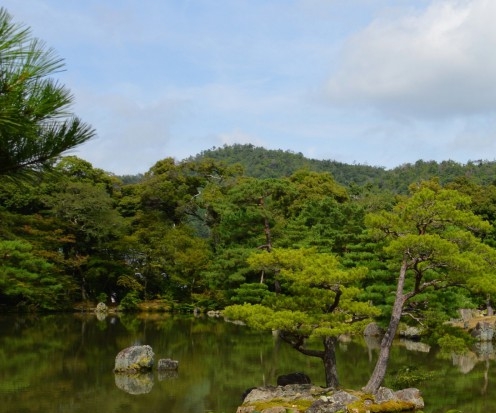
(231, 283, 270, 304)
(224, 247, 378, 386)
(437, 334, 471, 357)
(363, 179, 496, 393)
(96, 292, 107, 303)
(366, 180, 496, 300)
(0, 239, 71, 310)
(385, 365, 438, 389)
(119, 291, 142, 312)
(117, 274, 144, 292)
(191, 144, 386, 186)
(0, 8, 94, 177)
(422, 309, 475, 349)
(191, 144, 496, 193)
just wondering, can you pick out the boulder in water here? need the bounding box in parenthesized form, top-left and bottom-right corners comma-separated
(114, 345, 155, 373)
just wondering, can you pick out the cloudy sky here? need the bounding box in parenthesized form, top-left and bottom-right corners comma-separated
(3, 0, 496, 174)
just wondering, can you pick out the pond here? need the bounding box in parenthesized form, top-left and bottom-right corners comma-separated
(0, 313, 494, 413)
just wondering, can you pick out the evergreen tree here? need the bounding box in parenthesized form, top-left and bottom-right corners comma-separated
(363, 180, 496, 394)
(0, 8, 94, 176)
(224, 247, 378, 387)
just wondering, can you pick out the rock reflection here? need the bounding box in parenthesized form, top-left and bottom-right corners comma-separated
(399, 339, 431, 353)
(474, 341, 494, 359)
(114, 373, 154, 394)
(158, 370, 179, 381)
(452, 352, 478, 374)
(95, 311, 106, 321)
(451, 342, 494, 374)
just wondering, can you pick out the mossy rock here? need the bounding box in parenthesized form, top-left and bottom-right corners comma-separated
(346, 399, 417, 412)
(242, 398, 313, 412)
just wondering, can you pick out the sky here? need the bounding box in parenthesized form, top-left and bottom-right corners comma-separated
(3, 0, 496, 175)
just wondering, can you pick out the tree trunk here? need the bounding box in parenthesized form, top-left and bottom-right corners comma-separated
(487, 294, 493, 316)
(323, 336, 339, 388)
(279, 332, 339, 388)
(363, 259, 408, 394)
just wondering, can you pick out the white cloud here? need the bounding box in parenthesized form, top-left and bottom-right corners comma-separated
(325, 0, 496, 118)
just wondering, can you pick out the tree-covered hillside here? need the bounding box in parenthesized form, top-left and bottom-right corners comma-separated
(189, 144, 387, 186)
(190, 144, 496, 193)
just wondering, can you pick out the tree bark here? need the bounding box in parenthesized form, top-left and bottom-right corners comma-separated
(279, 332, 339, 388)
(363, 258, 408, 394)
(323, 336, 339, 388)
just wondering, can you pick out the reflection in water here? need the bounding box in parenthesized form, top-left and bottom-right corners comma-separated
(0, 313, 495, 413)
(114, 372, 154, 394)
(399, 339, 431, 353)
(452, 352, 478, 374)
(158, 369, 179, 381)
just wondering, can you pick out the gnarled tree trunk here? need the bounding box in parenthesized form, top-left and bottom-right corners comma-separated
(322, 336, 339, 388)
(279, 332, 339, 388)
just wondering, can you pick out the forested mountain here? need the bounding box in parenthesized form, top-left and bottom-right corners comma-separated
(189, 144, 387, 186)
(190, 144, 496, 193)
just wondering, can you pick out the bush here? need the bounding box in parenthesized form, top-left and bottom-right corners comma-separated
(386, 365, 437, 389)
(97, 292, 107, 303)
(119, 291, 142, 312)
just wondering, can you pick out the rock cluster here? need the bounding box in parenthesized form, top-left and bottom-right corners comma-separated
(113, 345, 180, 394)
(237, 384, 424, 413)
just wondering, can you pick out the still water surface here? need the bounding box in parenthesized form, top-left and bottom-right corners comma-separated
(0, 313, 495, 413)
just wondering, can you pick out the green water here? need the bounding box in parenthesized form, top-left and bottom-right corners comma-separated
(0, 313, 493, 413)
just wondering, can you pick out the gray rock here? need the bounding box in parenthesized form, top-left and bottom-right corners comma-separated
(114, 345, 155, 373)
(236, 406, 257, 413)
(328, 390, 359, 405)
(307, 399, 345, 413)
(157, 358, 179, 371)
(375, 386, 396, 403)
(259, 408, 287, 413)
(307, 390, 358, 413)
(398, 326, 423, 339)
(364, 322, 384, 336)
(305, 389, 360, 413)
(394, 388, 425, 409)
(95, 302, 108, 313)
(471, 321, 494, 341)
(460, 308, 478, 322)
(243, 384, 321, 404)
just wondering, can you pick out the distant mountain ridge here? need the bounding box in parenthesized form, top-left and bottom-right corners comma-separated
(189, 143, 496, 193)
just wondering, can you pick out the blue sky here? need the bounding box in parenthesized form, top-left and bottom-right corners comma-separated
(3, 0, 496, 175)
